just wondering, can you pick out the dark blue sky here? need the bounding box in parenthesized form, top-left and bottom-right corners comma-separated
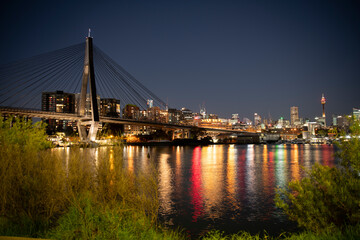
(1, 0, 359, 122)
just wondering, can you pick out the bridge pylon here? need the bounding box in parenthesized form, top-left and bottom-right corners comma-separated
(77, 33, 99, 142)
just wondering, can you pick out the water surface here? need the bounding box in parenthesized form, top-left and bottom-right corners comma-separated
(54, 144, 337, 237)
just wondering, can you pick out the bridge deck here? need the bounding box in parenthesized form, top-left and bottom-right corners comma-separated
(0, 106, 257, 135)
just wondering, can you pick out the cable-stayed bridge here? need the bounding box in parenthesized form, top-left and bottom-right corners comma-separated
(0, 34, 256, 141)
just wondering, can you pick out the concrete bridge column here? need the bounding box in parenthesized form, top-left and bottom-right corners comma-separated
(187, 130, 191, 139)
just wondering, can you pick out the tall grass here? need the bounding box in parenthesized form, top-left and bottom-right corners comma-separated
(0, 117, 178, 239)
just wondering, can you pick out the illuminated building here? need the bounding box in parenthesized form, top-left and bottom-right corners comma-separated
(200, 105, 206, 119)
(159, 109, 169, 123)
(122, 104, 140, 119)
(42, 91, 75, 113)
(290, 106, 299, 127)
(315, 116, 326, 127)
(147, 99, 153, 109)
(100, 98, 120, 117)
(148, 106, 161, 122)
(42, 91, 75, 133)
(230, 114, 239, 125)
(168, 108, 182, 124)
(254, 113, 261, 126)
(243, 117, 252, 125)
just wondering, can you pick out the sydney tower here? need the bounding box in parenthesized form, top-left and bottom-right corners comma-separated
(321, 93, 326, 118)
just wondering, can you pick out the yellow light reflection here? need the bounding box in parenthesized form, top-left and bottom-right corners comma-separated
(202, 145, 224, 219)
(262, 145, 269, 192)
(227, 145, 237, 202)
(127, 146, 134, 172)
(159, 153, 173, 216)
(109, 148, 114, 171)
(291, 144, 300, 181)
(175, 146, 182, 189)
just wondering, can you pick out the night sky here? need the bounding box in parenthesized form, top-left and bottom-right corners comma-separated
(1, 0, 359, 122)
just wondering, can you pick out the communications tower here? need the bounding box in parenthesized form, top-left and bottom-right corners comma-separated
(321, 93, 326, 118)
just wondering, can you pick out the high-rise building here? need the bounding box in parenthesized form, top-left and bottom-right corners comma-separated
(254, 113, 261, 126)
(122, 104, 140, 120)
(290, 106, 299, 126)
(100, 98, 120, 117)
(181, 108, 193, 121)
(42, 91, 75, 133)
(42, 91, 75, 113)
(147, 99, 153, 109)
(168, 108, 182, 124)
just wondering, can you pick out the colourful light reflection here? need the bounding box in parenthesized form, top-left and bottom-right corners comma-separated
(291, 144, 300, 181)
(190, 147, 203, 222)
(275, 145, 287, 187)
(175, 146, 182, 190)
(246, 144, 256, 205)
(262, 145, 270, 192)
(226, 145, 237, 208)
(127, 146, 134, 172)
(159, 153, 173, 215)
(202, 145, 224, 219)
(321, 145, 334, 167)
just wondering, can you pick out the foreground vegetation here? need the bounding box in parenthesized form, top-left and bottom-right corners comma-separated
(0, 116, 359, 239)
(0, 117, 179, 239)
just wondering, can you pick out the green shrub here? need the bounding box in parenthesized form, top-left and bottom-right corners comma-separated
(275, 118, 360, 233)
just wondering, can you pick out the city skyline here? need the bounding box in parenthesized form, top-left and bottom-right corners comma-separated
(1, 0, 359, 122)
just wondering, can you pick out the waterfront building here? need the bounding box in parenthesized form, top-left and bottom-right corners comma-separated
(42, 91, 75, 133)
(42, 91, 75, 113)
(122, 104, 140, 120)
(100, 98, 120, 117)
(148, 106, 161, 122)
(181, 107, 193, 120)
(230, 114, 240, 125)
(290, 106, 299, 127)
(140, 110, 148, 120)
(123, 125, 150, 136)
(315, 116, 326, 128)
(159, 109, 169, 123)
(168, 108, 182, 124)
(275, 117, 290, 129)
(254, 113, 261, 126)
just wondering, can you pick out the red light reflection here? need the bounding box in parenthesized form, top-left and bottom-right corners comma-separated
(190, 147, 203, 222)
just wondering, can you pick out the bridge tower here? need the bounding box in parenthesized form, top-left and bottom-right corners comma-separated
(77, 30, 99, 141)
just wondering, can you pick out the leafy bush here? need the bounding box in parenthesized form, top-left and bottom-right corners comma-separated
(336, 116, 360, 173)
(275, 118, 360, 233)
